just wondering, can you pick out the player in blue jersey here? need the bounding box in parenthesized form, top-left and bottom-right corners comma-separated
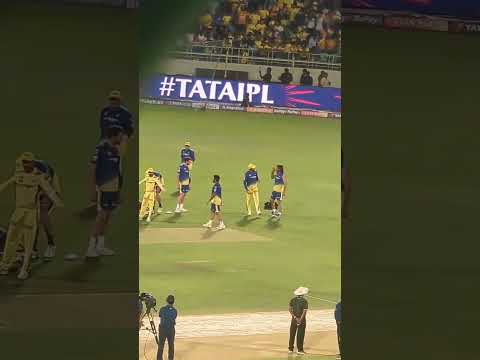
(180, 141, 195, 169)
(244, 164, 261, 216)
(203, 175, 225, 231)
(270, 164, 287, 218)
(86, 125, 123, 258)
(177, 141, 196, 192)
(32, 159, 61, 260)
(99, 90, 135, 157)
(175, 158, 193, 214)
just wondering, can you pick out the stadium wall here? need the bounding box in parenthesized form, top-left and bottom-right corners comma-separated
(155, 59, 341, 89)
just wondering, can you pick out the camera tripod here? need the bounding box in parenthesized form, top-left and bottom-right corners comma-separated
(143, 307, 159, 345)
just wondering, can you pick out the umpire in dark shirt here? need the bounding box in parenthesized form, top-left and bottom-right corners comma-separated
(288, 287, 309, 354)
(157, 295, 177, 360)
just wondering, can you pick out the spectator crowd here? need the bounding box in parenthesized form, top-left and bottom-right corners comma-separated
(185, 0, 341, 58)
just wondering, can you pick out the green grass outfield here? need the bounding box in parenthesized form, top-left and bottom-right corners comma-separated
(139, 105, 341, 315)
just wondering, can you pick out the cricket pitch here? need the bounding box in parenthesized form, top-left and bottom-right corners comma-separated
(139, 310, 338, 360)
(140, 227, 272, 244)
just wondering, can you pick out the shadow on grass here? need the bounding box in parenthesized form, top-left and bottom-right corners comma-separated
(236, 215, 261, 227)
(0, 256, 51, 291)
(201, 229, 217, 239)
(265, 216, 282, 230)
(165, 213, 182, 224)
(62, 259, 102, 283)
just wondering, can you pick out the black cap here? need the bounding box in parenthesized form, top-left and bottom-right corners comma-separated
(166, 295, 175, 304)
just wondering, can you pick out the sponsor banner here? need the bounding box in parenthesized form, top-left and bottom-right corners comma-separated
(206, 102, 220, 110)
(191, 102, 206, 109)
(246, 107, 274, 114)
(343, 0, 480, 20)
(300, 110, 329, 118)
(219, 104, 245, 112)
(141, 97, 340, 118)
(142, 74, 341, 113)
(384, 15, 448, 31)
(64, 0, 127, 6)
(449, 21, 480, 32)
(342, 12, 384, 26)
(273, 108, 301, 115)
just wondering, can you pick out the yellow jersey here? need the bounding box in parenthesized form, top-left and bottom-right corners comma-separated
(0, 170, 63, 210)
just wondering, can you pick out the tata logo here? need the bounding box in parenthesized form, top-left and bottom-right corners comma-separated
(465, 23, 480, 32)
(159, 77, 275, 105)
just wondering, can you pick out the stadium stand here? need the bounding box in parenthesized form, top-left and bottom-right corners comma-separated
(172, 0, 341, 69)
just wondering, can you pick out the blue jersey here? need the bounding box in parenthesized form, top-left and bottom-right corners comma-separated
(335, 302, 341, 322)
(212, 182, 222, 198)
(159, 305, 177, 330)
(100, 105, 134, 138)
(243, 170, 259, 190)
(91, 140, 121, 188)
(274, 170, 284, 185)
(178, 163, 190, 182)
(180, 148, 195, 162)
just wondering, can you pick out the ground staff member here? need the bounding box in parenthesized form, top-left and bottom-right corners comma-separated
(288, 287, 309, 355)
(335, 301, 342, 358)
(157, 295, 177, 360)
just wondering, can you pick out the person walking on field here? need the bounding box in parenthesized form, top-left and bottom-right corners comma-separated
(157, 295, 177, 360)
(288, 287, 309, 355)
(335, 301, 342, 359)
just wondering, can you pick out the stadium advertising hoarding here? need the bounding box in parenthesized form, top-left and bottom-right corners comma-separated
(341, 12, 384, 26)
(383, 14, 448, 31)
(448, 21, 480, 33)
(63, 0, 138, 7)
(343, 0, 480, 20)
(342, 8, 480, 34)
(141, 75, 341, 115)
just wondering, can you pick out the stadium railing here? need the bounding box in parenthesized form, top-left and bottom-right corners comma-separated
(170, 43, 341, 71)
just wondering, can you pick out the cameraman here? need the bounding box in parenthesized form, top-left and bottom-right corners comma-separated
(157, 295, 177, 360)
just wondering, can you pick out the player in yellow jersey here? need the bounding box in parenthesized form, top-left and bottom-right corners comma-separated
(139, 168, 165, 222)
(0, 152, 63, 280)
(243, 164, 261, 216)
